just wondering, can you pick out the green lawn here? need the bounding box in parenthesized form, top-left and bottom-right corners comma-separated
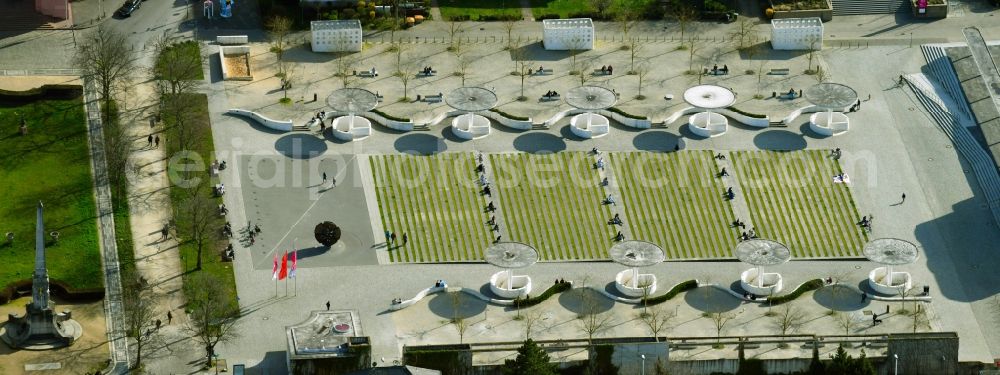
(156, 40, 204, 81)
(438, 0, 521, 21)
(0, 95, 103, 292)
(610, 151, 738, 259)
(370, 153, 493, 263)
(163, 93, 237, 308)
(530, 0, 593, 18)
(731, 150, 867, 258)
(490, 152, 615, 261)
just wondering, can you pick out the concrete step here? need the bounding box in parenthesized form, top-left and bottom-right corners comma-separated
(412, 125, 431, 131)
(530, 124, 548, 130)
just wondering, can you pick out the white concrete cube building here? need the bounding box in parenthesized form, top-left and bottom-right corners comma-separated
(542, 18, 594, 51)
(770, 17, 823, 51)
(310, 20, 362, 52)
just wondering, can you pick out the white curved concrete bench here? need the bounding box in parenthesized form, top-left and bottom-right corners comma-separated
(331, 115, 372, 141)
(482, 110, 532, 130)
(809, 112, 849, 136)
(603, 110, 652, 129)
(688, 112, 728, 137)
(614, 269, 657, 298)
(451, 114, 491, 140)
(361, 111, 415, 132)
(661, 107, 700, 125)
(421, 110, 463, 127)
(868, 267, 912, 295)
(390, 286, 448, 311)
(227, 109, 293, 132)
(489, 271, 532, 299)
(740, 268, 783, 296)
(782, 104, 852, 125)
(716, 108, 770, 128)
(570, 113, 610, 138)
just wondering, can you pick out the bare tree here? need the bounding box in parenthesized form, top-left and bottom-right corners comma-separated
(641, 305, 675, 342)
(446, 20, 465, 51)
(706, 312, 735, 343)
(578, 290, 612, 344)
(730, 18, 759, 51)
(265, 15, 293, 62)
(563, 37, 590, 74)
(502, 19, 518, 49)
(185, 273, 240, 368)
(806, 37, 821, 74)
(833, 311, 863, 336)
(122, 277, 158, 370)
(908, 305, 930, 333)
(454, 318, 470, 343)
(771, 305, 807, 336)
(279, 63, 298, 101)
(522, 310, 543, 339)
(454, 53, 474, 86)
(686, 39, 699, 74)
(394, 53, 418, 101)
(514, 53, 534, 101)
(755, 59, 767, 98)
(75, 24, 135, 124)
(635, 62, 651, 100)
(334, 52, 357, 89)
(627, 38, 645, 74)
(611, 0, 640, 42)
(161, 92, 205, 152)
(668, 2, 699, 44)
(815, 65, 830, 83)
(152, 37, 204, 96)
(176, 191, 218, 271)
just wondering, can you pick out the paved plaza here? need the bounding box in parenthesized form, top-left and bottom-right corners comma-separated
(193, 27, 1000, 372)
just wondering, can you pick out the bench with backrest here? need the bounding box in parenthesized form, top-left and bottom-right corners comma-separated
(534, 68, 554, 75)
(357, 70, 378, 78)
(417, 70, 438, 77)
(541, 94, 561, 101)
(593, 69, 611, 76)
(769, 68, 790, 75)
(422, 93, 443, 102)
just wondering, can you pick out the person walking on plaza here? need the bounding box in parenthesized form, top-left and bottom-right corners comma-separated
(167, 311, 172, 324)
(154, 135, 160, 148)
(390, 232, 397, 243)
(155, 319, 162, 330)
(147, 134, 153, 148)
(901, 193, 906, 203)
(402, 233, 408, 245)
(385, 230, 391, 243)
(326, 301, 331, 310)
(323, 172, 328, 183)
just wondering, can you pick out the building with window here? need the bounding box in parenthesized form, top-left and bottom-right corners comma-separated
(542, 18, 594, 51)
(311, 20, 363, 53)
(770, 17, 824, 51)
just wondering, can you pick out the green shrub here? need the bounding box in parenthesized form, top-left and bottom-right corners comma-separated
(768, 279, 824, 305)
(489, 108, 529, 121)
(642, 280, 698, 305)
(606, 107, 647, 120)
(370, 108, 411, 122)
(726, 106, 768, 119)
(514, 281, 572, 308)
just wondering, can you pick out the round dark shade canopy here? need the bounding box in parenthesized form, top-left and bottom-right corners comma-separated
(734, 239, 792, 266)
(863, 238, 919, 265)
(484, 242, 539, 269)
(565, 85, 617, 110)
(803, 83, 859, 110)
(326, 88, 379, 113)
(609, 240, 666, 267)
(445, 87, 499, 112)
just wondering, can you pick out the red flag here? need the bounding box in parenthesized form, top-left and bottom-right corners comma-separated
(272, 254, 278, 280)
(290, 250, 297, 278)
(278, 251, 288, 280)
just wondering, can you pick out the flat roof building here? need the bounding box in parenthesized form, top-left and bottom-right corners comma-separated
(311, 20, 363, 53)
(542, 18, 595, 51)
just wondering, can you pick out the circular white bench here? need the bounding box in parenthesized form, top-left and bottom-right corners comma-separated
(614, 269, 657, 298)
(809, 112, 849, 136)
(331, 116, 372, 141)
(687, 112, 728, 137)
(867, 266, 912, 295)
(570, 113, 610, 139)
(740, 268, 783, 296)
(489, 271, 532, 299)
(451, 114, 491, 140)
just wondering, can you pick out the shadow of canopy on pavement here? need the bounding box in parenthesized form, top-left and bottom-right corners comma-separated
(513, 132, 567, 154)
(274, 134, 328, 159)
(813, 284, 868, 312)
(683, 286, 742, 313)
(752, 130, 807, 151)
(632, 130, 683, 152)
(394, 133, 448, 155)
(558, 287, 615, 316)
(427, 290, 488, 320)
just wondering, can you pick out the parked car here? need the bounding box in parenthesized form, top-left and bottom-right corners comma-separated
(115, 0, 141, 18)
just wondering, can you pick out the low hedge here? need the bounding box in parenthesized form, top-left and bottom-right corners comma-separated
(768, 279, 824, 305)
(514, 281, 572, 308)
(607, 106, 647, 120)
(726, 106, 767, 118)
(642, 279, 698, 306)
(535, 13, 561, 21)
(0, 278, 105, 305)
(489, 108, 529, 121)
(370, 108, 410, 122)
(478, 14, 520, 21)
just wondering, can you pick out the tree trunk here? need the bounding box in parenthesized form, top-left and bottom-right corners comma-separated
(195, 237, 203, 270)
(206, 344, 215, 368)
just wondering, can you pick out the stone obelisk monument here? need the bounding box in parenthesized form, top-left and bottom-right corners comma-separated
(1, 202, 82, 349)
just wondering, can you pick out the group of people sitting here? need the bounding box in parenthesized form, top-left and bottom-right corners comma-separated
(607, 213, 623, 226)
(420, 66, 435, 75)
(543, 90, 560, 99)
(739, 228, 758, 241)
(599, 65, 614, 75)
(434, 279, 448, 288)
(212, 160, 228, 171)
(711, 64, 729, 75)
(214, 183, 226, 197)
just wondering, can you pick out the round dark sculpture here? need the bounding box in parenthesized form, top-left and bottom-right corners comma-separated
(314, 221, 342, 247)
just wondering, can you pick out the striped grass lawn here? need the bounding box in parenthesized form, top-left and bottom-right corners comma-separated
(610, 151, 739, 259)
(490, 152, 615, 261)
(370, 153, 493, 263)
(731, 150, 868, 258)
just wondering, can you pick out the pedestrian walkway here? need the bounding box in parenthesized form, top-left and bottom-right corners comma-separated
(428, 0, 443, 21)
(518, 0, 534, 21)
(714, 151, 755, 236)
